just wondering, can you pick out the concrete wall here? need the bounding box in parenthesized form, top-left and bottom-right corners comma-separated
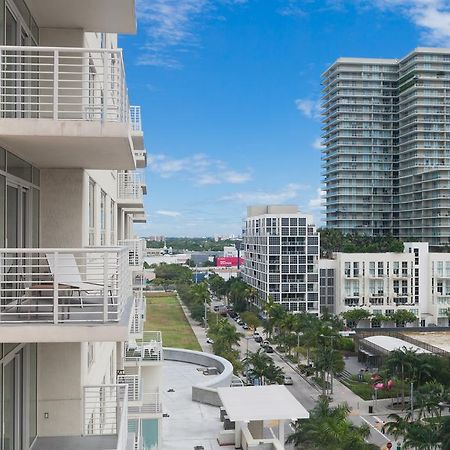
(37, 342, 82, 436)
(163, 347, 233, 407)
(40, 169, 84, 247)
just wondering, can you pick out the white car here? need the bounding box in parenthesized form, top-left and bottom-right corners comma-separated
(206, 338, 214, 344)
(283, 375, 293, 385)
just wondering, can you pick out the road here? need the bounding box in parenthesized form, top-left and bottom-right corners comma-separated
(208, 300, 400, 449)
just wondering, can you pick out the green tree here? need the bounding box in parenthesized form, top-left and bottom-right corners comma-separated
(341, 309, 371, 328)
(287, 396, 378, 450)
(240, 311, 261, 331)
(386, 310, 418, 327)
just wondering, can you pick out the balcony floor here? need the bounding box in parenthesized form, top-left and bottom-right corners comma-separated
(33, 435, 117, 450)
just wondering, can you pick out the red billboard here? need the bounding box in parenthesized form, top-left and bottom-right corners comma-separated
(215, 256, 244, 267)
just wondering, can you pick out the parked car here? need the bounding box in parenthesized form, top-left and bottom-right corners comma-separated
(264, 345, 274, 353)
(230, 378, 244, 387)
(253, 331, 260, 337)
(283, 375, 293, 385)
(261, 340, 270, 347)
(237, 319, 244, 326)
(206, 337, 214, 344)
(254, 336, 263, 343)
(242, 323, 249, 330)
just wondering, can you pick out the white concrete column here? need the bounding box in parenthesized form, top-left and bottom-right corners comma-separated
(235, 421, 241, 449)
(278, 420, 285, 446)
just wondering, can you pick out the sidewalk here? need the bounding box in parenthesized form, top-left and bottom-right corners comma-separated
(176, 294, 211, 353)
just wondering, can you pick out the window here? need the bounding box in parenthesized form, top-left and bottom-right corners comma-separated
(100, 190, 106, 245)
(87, 342, 94, 369)
(88, 179, 95, 245)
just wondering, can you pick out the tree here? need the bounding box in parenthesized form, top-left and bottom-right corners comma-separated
(386, 310, 418, 327)
(240, 311, 260, 331)
(209, 318, 242, 356)
(287, 396, 378, 450)
(341, 309, 371, 328)
(385, 347, 419, 407)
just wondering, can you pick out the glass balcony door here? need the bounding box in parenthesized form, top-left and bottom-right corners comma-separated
(6, 184, 29, 249)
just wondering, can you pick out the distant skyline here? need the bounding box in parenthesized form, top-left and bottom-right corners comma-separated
(122, 0, 450, 237)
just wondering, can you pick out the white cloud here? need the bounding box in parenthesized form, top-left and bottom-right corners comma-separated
(295, 98, 321, 120)
(313, 138, 324, 150)
(308, 188, 325, 209)
(221, 183, 309, 204)
(136, 0, 248, 67)
(155, 209, 182, 217)
(366, 0, 450, 46)
(148, 153, 252, 185)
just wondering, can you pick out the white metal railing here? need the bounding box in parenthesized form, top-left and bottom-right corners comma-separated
(134, 150, 146, 159)
(130, 290, 145, 336)
(119, 239, 145, 267)
(83, 385, 128, 450)
(128, 419, 143, 450)
(118, 171, 144, 203)
(117, 374, 141, 403)
(0, 46, 129, 122)
(125, 331, 163, 364)
(0, 247, 131, 324)
(117, 375, 162, 415)
(129, 105, 142, 132)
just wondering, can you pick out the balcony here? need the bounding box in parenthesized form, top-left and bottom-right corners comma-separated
(33, 384, 131, 450)
(125, 331, 163, 366)
(25, 0, 136, 33)
(119, 239, 145, 268)
(118, 172, 145, 208)
(117, 374, 162, 418)
(134, 149, 147, 169)
(0, 247, 133, 343)
(0, 46, 135, 169)
(129, 290, 145, 338)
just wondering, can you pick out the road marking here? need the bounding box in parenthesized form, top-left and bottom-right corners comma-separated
(360, 416, 390, 441)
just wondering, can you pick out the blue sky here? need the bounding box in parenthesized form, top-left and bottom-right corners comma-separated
(121, 0, 450, 237)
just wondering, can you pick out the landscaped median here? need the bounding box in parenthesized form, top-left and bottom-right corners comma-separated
(145, 293, 202, 351)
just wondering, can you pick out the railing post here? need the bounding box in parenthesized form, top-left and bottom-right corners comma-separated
(103, 252, 108, 322)
(102, 51, 109, 122)
(53, 50, 59, 120)
(53, 252, 58, 324)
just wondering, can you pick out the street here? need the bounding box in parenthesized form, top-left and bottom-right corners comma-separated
(208, 300, 400, 449)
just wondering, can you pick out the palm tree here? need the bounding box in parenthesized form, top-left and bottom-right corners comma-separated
(210, 318, 242, 356)
(287, 396, 378, 450)
(439, 416, 450, 450)
(384, 413, 409, 441)
(401, 420, 441, 450)
(243, 349, 273, 385)
(385, 346, 418, 407)
(264, 363, 284, 385)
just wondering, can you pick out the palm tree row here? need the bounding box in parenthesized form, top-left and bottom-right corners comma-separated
(242, 348, 284, 385)
(287, 396, 379, 450)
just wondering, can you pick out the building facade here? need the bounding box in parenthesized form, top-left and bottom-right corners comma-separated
(321, 242, 450, 327)
(322, 48, 450, 246)
(0, 1, 162, 449)
(242, 205, 320, 314)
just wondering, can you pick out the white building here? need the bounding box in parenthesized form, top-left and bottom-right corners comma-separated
(242, 205, 320, 314)
(0, 1, 162, 449)
(321, 242, 450, 327)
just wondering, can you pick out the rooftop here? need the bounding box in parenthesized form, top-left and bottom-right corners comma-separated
(217, 385, 310, 423)
(405, 332, 450, 353)
(364, 335, 430, 354)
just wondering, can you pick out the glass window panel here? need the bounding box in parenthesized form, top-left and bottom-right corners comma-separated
(28, 343, 37, 446)
(3, 359, 15, 450)
(7, 152, 32, 182)
(32, 188, 39, 247)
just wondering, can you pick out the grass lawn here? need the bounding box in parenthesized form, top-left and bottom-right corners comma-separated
(145, 294, 202, 351)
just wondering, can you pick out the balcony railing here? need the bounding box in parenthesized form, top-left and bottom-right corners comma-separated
(119, 239, 145, 267)
(129, 290, 145, 337)
(125, 331, 163, 364)
(0, 46, 129, 122)
(83, 385, 129, 450)
(129, 105, 142, 132)
(0, 247, 131, 324)
(118, 171, 144, 204)
(117, 374, 162, 416)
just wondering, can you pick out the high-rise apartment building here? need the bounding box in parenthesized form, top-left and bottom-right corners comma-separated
(323, 48, 450, 246)
(0, 1, 162, 449)
(242, 205, 320, 314)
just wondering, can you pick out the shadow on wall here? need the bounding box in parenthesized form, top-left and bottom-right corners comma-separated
(163, 347, 233, 406)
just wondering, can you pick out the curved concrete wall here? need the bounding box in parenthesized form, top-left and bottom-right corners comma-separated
(163, 347, 234, 406)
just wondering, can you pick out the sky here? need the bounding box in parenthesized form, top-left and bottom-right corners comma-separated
(121, 0, 450, 237)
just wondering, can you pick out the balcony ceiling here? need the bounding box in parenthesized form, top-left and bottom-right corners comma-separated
(25, 0, 136, 33)
(0, 119, 136, 169)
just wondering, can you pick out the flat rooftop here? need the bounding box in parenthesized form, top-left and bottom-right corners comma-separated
(218, 385, 309, 422)
(404, 332, 450, 353)
(364, 335, 430, 354)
